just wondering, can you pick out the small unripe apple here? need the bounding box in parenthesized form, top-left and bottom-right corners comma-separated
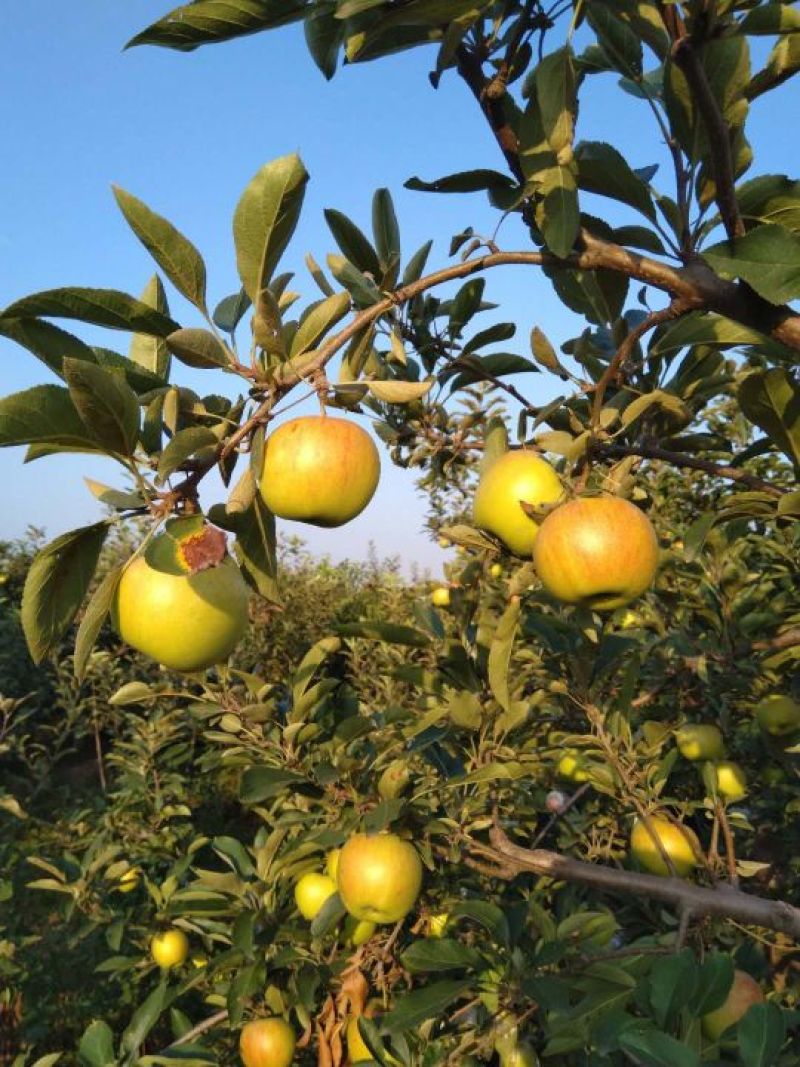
(343, 915, 377, 947)
(712, 761, 747, 802)
(473, 451, 564, 557)
(239, 1017, 296, 1067)
(490, 562, 503, 578)
(755, 694, 800, 737)
(701, 969, 764, 1041)
(430, 586, 451, 607)
(629, 815, 699, 877)
(556, 751, 589, 782)
(150, 928, 189, 969)
(337, 833, 423, 924)
(259, 415, 380, 527)
(294, 872, 337, 921)
(675, 724, 725, 761)
(533, 496, 659, 610)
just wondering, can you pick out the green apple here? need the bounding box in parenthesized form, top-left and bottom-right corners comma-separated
(473, 451, 564, 557)
(755, 694, 800, 737)
(675, 724, 725, 761)
(629, 815, 700, 877)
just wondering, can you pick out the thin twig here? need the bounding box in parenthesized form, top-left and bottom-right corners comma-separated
(165, 1008, 229, 1049)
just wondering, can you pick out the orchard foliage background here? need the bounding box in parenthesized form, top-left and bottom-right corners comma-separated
(1, 1, 799, 1064)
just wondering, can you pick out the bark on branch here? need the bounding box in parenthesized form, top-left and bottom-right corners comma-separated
(482, 823, 800, 938)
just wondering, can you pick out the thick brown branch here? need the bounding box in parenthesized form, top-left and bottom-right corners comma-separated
(455, 45, 523, 183)
(486, 823, 800, 938)
(593, 441, 785, 497)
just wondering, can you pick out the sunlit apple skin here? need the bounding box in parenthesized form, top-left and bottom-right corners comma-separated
(259, 415, 380, 527)
(556, 752, 589, 782)
(239, 1017, 296, 1067)
(337, 833, 423, 924)
(533, 497, 659, 610)
(755, 694, 800, 737)
(629, 815, 699, 877)
(343, 916, 377, 947)
(675, 724, 725, 761)
(430, 587, 451, 607)
(502, 1043, 539, 1067)
(713, 761, 747, 801)
(150, 928, 189, 969)
(294, 873, 337, 920)
(702, 970, 764, 1041)
(473, 451, 564, 557)
(113, 551, 249, 672)
(490, 563, 503, 578)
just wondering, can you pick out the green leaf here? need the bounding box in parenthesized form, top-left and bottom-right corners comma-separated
(746, 32, 800, 100)
(334, 621, 431, 646)
(648, 950, 697, 1030)
(740, 4, 800, 36)
(619, 1028, 699, 1067)
(22, 523, 110, 664)
(0, 316, 97, 378)
(488, 598, 521, 714)
(690, 953, 734, 1017)
(127, 0, 308, 51)
(536, 46, 576, 154)
(736, 174, 800, 235)
(63, 359, 140, 455)
(289, 292, 351, 358)
(738, 368, 800, 467)
(324, 208, 381, 280)
(304, 2, 342, 79)
(462, 322, 516, 356)
(128, 275, 172, 380)
(384, 978, 472, 1033)
(1, 288, 179, 336)
(448, 353, 540, 391)
(77, 1019, 116, 1067)
(703, 225, 800, 304)
(74, 564, 125, 682)
(213, 288, 252, 334)
(576, 141, 656, 222)
(310, 891, 347, 938)
(166, 327, 232, 369)
(31, 1056, 63, 1067)
(326, 253, 382, 307)
(449, 900, 510, 946)
(649, 311, 772, 356)
(537, 165, 580, 258)
(0, 385, 103, 451)
(402, 239, 433, 285)
(157, 427, 218, 482)
(239, 767, 307, 804)
(587, 2, 643, 77)
(401, 938, 484, 973)
(737, 1002, 786, 1067)
(121, 979, 169, 1054)
(233, 154, 309, 303)
(367, 379, 433, 403)
(372, 187, 401, 278)
(215, 492, 279, 602)
(404, 169, 516, 194)
(113, 187, 207, 312)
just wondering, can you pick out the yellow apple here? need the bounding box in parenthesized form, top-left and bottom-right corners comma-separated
(629, 815, 699, 877)
(556, 751, 590, 782)
(239, 1017, 296, 1067)
(533, 497, 659, 610)
(113, 519, 249, 672)
(755, 694, 800, 737)
(294, 872, 337, 921)
(150, 928, 189, 969)
(259, 415, 380, 527)
(702, 969, 764, 1041)
(675, 724, 725, 761)
(337, 833, 423, 924)
(490, 563, 503, 578)
(712, 761, 747, 802)
(430, 586, 451, 607)
(473, 450, 564, 557)
(325, 849, 340, 882)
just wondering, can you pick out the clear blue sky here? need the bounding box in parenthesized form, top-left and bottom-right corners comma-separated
(0, 5, 795, 570)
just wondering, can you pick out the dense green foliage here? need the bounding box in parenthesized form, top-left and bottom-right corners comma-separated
(0, 2, 799, 1065)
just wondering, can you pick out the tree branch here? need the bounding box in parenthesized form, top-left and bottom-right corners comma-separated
(165, 1008, 229, 1049)
(592, 441, 786, 497)
(483, 823, 800, 938)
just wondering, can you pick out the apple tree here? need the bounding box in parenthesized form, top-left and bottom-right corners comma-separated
(1, 2, 799, 1064)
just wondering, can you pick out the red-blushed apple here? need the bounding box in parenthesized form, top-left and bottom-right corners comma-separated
(239, 1017, 296, 1067)
(533, 496, 659, 610)
(259, 415, 379, 527)
(702, 970, 764, 1041)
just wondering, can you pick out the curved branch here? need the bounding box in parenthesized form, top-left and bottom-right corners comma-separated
(483, 823, 800, 938)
